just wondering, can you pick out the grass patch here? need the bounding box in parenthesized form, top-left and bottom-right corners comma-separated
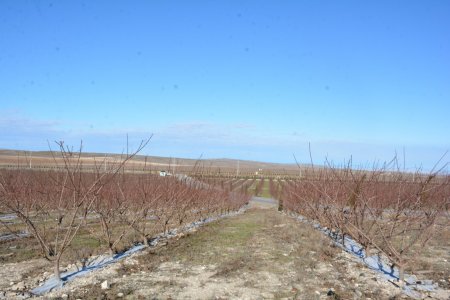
(71, 233, 102, 249)
(0, 236, 42, 263)
(260, 179, 271, 198)
(138, 210, 261, 268)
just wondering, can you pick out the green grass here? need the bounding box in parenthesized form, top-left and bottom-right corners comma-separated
(260, 179, 272, 198)
(0, 241, 38, 263)
(143, 211, 260, 266)
(247, 178, 272, 198)
(71, 234, 102, 249)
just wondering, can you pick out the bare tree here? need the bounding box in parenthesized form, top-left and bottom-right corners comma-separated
(0, 139, 149, 281)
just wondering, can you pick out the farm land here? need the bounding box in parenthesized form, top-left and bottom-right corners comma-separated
(0, 148, 449, 299)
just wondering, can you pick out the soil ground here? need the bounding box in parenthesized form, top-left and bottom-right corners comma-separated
(1, 198, 449, 299)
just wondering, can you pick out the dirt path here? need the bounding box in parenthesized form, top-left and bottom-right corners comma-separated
(43, 199, 419, 300)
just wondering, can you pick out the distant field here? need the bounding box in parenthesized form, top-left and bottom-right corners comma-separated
(0, 149, 306, 178)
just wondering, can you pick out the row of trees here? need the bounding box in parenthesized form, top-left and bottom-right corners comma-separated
(280, 160, 450, 283)
(0, 142, 250, 281)
(193, 176, 257, 195)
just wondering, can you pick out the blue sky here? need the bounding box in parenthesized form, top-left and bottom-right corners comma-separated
(0, 1, 449, 170)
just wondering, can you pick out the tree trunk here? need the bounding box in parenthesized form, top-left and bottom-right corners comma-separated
(142, 234, 149, 247)
(108, 246, 115, 257)
(54, 256, 62, 281)
(398, 262, 405, 285)
(278, 199, 284, 212)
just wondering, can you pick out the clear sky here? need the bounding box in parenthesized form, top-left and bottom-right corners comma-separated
(1, 1, 449, 170)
